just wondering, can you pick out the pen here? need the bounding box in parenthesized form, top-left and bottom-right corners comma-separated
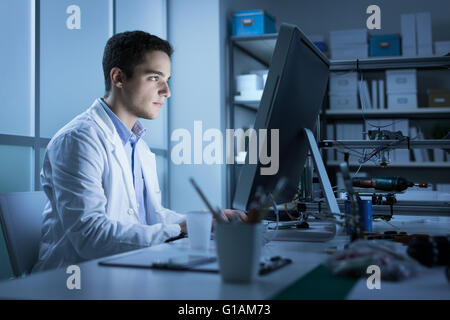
(189, 178, 226, 223)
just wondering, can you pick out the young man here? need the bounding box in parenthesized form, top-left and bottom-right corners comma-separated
(33, 31, 243, 272)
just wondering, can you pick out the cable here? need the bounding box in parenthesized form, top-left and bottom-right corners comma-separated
(353, 162, 364, 177)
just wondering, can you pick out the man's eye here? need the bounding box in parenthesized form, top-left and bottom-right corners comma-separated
(149, 76, 158, 81)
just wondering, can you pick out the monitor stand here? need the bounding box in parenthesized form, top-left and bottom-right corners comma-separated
(265, 128, 342, 242)
(303, 128, 340, 216)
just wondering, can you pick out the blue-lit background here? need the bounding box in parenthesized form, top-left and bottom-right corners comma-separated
(1, 0, 449, 280)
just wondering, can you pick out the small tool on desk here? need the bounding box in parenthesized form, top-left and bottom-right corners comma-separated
(189, 177, 226, 223)
(352, 176, 428, 192)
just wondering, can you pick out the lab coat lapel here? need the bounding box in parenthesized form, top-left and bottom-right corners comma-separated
(89, 101, 138, 211)
(111, 136, 138, 209)
(139, 143, 157, 193)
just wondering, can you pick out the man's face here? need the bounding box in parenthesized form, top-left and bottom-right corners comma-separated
(121, 50, 171, 120)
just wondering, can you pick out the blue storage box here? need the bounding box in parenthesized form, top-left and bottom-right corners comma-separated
(232, 9, 276, 36)
(369, 34, 401, 57)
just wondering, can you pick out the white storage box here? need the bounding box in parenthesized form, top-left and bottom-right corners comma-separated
(387, 93, 418, 109)
(236, 74, 263, 94)
(249, 69, 269, 87)
(386, 69, 417, 93)
(331, 44, 368, 59)
(330, 29, 367, 48)
(329, 93, 358, 110)
(329, 72, 358, 94)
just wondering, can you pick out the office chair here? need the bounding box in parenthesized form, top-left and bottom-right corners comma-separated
(0, 191, 47, 277)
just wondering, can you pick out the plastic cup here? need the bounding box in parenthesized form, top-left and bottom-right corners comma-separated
(185, 211, 213, 251)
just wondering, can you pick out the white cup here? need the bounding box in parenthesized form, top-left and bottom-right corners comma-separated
(214, 222, 264, 283)
(185, 211, 213, 251)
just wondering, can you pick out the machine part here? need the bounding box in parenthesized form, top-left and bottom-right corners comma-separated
(352, 176, 428, 192)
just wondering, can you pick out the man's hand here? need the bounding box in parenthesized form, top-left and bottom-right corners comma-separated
(218, 209, 247, 222)
(179, 220, 187, 234)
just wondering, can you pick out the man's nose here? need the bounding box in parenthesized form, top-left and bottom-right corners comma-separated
(160, 82, 171, 98)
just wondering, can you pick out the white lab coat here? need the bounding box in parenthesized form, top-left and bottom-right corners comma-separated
(32, 99, 185, 272)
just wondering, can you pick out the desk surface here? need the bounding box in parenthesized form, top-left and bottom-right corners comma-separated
(0, 216, 449, 300)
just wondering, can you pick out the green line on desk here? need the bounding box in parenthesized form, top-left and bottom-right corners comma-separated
(271, 264, 358, 300)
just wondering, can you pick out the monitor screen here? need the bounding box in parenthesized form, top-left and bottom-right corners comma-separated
(232, 23, 330, 211)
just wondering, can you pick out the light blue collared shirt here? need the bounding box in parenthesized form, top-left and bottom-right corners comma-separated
(98, 98, 148, 225)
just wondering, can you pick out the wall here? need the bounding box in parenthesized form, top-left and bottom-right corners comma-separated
(168, 0, 226, 212)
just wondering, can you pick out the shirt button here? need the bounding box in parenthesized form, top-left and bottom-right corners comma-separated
(128, 208, 134, 215)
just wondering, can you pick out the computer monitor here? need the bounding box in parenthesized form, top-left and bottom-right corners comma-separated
(232, 23, 331, 211)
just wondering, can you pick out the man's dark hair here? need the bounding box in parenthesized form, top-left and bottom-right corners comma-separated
(102, 31, 173, 96)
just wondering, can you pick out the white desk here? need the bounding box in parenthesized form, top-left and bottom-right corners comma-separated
(0, 216, 448, 300)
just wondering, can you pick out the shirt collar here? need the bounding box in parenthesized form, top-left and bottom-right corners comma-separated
(98, 98, 146, 146)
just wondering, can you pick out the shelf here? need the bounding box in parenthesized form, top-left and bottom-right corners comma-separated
(330, 55, 450, 71)
(321, 139, 450, 149)
(323, 107, 450, 119)
(326, 161, 450, 168)
(234, 100, 259, 111)
(231, 33, 278, 66)
(231, 33, 450, 70)
(234, 100, 450, 118)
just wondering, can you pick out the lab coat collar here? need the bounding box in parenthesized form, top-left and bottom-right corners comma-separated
(97, 98, 147, 146)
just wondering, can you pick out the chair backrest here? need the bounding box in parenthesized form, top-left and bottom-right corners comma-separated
(0, 191, 47, 277)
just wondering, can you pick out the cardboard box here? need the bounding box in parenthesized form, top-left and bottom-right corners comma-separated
(428, 89, 450, 107)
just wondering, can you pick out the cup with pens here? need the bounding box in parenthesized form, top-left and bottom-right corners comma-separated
(189, 177, 287, 283)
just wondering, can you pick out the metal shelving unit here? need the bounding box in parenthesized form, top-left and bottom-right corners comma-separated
(227, 33, 450, 207)
(326, 161, 450, 168)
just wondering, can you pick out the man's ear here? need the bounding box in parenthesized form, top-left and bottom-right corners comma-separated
(110, 67, 125, 89)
